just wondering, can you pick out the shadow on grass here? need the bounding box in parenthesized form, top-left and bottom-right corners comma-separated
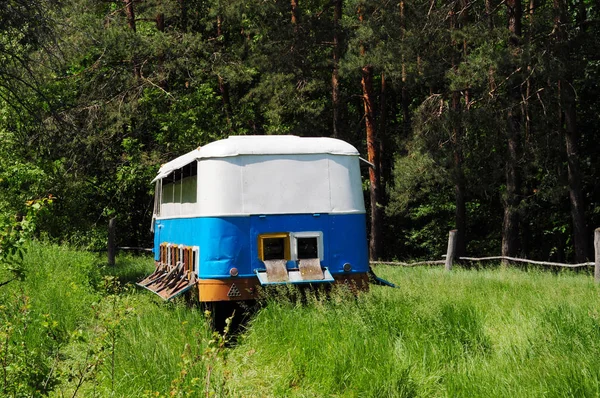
(202, 283, 360, 342)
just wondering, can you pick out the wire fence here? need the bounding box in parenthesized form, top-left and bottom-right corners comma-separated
(371, 228, 600, 283)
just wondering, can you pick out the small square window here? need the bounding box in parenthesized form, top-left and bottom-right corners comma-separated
(297, 237, 319, 259)
(263, 238, 286, 260)
(291, 232, 323, 261)
(258, 233, 291, 261)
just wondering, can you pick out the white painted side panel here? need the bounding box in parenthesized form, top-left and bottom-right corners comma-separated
(328, 155, 365, 213)
(161, 203, 179, 217)
(241, 155, 331, 215)
(191, 154, 365, 216)
(197, 158, 243, 215)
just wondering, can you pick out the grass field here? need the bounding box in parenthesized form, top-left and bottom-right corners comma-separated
(1, 244, 600, 397)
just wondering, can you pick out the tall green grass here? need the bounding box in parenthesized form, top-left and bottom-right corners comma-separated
(226, 266, 600, 397)
(2, 245, 600, 397)
(0, 244, 220, 397)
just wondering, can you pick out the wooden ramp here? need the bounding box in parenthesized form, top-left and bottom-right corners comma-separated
(137, 244, 198, 300)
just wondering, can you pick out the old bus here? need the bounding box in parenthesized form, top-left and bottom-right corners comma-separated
(137, 135, 371, 303)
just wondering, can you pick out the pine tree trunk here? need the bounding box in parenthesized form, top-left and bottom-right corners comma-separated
(555, 0, 588, 261)
(507, 0, 522, 40)
(332, 0, 342, 138)
(361, 65, 382, 261)
(291, 0, 299, 28)
(521, 0, 535, 258)
(453, 91, 467, 258)
(564, 93, 588, 261)
(451, 2, 467, 257)
(124, 0, 136, 32)
(358, 4, 382, 260)
(379, 72, 388, 201)
(502, 116, 521, 258)
(502, 0, 522, 259)
(400, 0, 410, 138)
(123, 0, 140, 79)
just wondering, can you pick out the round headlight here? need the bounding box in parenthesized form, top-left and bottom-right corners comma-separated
(229, 267, 239, 277)
(343, 263, 352, 272)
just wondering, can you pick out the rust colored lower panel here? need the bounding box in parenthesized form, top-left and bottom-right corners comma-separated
(197, 273, 370, 302)
(198, 278, 261, 302)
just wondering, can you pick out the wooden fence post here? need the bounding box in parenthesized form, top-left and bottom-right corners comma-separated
(108, 217, 116, 266)
(595, 228, 600, 283)
(445, 229, 458, 271)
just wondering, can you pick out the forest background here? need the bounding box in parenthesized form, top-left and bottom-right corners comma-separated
(1, 0, 599, 263)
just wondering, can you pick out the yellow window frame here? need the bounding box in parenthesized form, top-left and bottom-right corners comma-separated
(258, 233, 291, 261)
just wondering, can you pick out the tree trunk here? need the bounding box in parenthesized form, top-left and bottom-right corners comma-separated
(502, 0, 522, 259)
(332, 0, 342, 138)
(452, 91, 467, 258)
(503, 112, 521, 258)
(123, 0, 140, 79)
(124, 0, 136, 32)
(520, 0, 535, 258)
(451, 2, 467, 257)
(555, 0, 588, 261)
(486, 0, 496, 94)
(564, 94, 588, 261)
(156, 11, 164, 32)
(379, 72, 388, 201)
(524, 0, 534, 140)
(291, 0, 299, 28)
(400, 0, 410, 138)
(358, 4, 382, 260)
(361, 65, 382, 261)
(507, 0, 522, 43)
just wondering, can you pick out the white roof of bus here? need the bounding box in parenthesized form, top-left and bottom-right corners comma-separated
(153, 135, 359, 182)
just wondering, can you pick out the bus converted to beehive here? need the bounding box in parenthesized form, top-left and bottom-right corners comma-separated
(137, 135, 373, 303)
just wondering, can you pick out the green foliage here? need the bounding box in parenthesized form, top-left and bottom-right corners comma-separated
(0, 196, 54, 286)
(1, 0, 600, 262)
(386, 151, 455, 258)
(0, 294, 62, 396)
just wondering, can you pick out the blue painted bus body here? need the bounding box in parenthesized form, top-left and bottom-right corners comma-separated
(153, 213, 368, 279)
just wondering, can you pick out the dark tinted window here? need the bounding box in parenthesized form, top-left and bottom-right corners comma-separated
(297, 237, 318, 259)
(264, 238, 285, 260)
